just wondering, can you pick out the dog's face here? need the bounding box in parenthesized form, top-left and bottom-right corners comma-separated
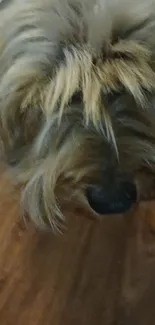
(1, 0, 155, 230)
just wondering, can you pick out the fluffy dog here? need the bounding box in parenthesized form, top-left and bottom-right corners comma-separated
(0, 0, 155, 231)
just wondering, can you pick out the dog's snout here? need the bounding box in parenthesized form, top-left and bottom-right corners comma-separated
(86, 181, 137, 215)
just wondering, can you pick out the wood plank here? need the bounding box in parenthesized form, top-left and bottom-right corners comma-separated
(0, 171, 155, 324)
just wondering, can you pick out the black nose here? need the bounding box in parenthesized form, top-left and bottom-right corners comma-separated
(86, 182, 137, 215)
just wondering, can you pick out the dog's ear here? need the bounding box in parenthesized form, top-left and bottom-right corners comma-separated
(0, 0, 50, 163)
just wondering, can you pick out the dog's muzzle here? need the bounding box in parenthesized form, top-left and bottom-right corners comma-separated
(86, 181, 137, 215)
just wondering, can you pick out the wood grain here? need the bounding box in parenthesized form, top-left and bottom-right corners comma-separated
(0, 171, 155, 324)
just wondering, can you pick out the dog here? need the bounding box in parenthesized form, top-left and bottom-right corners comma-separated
(0, 0, 155, 231)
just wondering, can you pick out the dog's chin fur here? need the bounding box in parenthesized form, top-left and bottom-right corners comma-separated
(1, 0, 155, 231)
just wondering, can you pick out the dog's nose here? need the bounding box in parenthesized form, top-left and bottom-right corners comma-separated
(86, 181, 137, 214)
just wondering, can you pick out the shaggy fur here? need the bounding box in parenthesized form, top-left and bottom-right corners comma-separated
(0, 0, 155, 230)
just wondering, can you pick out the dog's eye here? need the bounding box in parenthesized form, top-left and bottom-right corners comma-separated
(70, 91, 83, 105)
(104, 90, 122, 106)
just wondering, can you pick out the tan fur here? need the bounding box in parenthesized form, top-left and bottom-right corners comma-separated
(0, 0, 155, 231)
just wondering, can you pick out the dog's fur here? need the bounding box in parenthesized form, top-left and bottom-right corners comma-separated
(0, 0, 155, 230)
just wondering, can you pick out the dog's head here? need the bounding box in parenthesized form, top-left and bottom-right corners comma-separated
(1, 0, 155, 230)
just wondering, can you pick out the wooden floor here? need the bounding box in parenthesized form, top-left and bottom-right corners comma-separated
(0, 172, 155, 324)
